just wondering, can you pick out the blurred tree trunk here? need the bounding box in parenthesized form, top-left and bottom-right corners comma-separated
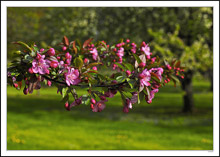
(181, 70, 194, 113)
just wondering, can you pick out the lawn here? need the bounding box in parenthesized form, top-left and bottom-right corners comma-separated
(7, 79, 213, 150)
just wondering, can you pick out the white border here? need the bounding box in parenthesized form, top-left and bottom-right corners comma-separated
(1, 1, 219, 156)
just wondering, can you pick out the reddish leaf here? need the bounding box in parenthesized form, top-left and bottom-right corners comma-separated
(72, 41, 77, 54)
(18, 81, 22, 89)
(151, 72, 160, 82)
(83, 38, 93, 48)
(63, 36, 69, 46)
(171, 59, 176, 66)
(175, 61, 181, 68)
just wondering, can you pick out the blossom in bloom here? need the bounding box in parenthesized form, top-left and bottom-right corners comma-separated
(70, 96, 82, 108)
(131, 92, 138, 104)
(92, 100, 107, 112)
(145, 89, 159, 104)
(139, 69, 151, 87)
(90, 48, 98, 60)
(92, 66, 97, 71)
(149, 68, 164, 81)
(116, 47, 124, 58)
(141, 44, 151, 59)
(123, 98, 132, 113)
(32, 56, 50, 75)
(104, 89, 117, 98)
(65, 68, 81, 86)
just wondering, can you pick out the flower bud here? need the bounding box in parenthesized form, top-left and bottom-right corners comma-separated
(113, 48, 117, 52)
(65, 52, 71, 59)
(47, 80, 52, 86)
(66, 59, 70, 65)
(57, 56, 60, 60)
(65, 102, 70, 111)
(13, 83, 18, 88)
(91, 98, 96, 104)
(76, 99, 82, 105)
(90, 104, 94, 109)
(23, 87, 28, 95)
(62, 46, 67, 51)
(126, 70, 131, 76)
(126, 39, 130, 43)
(50, 60, 59, 68)
(100, 96, 106, 101)
(84, 58, 89, 64)
(47, 48, 55, 56)
(139, 62, 146, 68)
(111, 80, 117, 84)
(92, 66, 97, 71)
(28, 68, 33, 74)
(40, 48, 44, 52)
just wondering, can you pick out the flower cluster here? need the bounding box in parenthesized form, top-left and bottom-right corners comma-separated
(7, 37, 185, 113)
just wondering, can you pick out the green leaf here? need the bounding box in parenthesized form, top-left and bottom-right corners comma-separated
(74, 57, 83, 69)
(126, 78, 136, 89)
(62, 87, 68, 98)
(86, 62, 102, 69)
(30, 50, 36, 57)
(15, 41, 32, 52)
(123, 63, 134, 71)
(81, 95, 91, 105)
(61, 94, 69, 103)
(147, 63, 158, 69)
(116, 76, 126, 83)
(114, 62, 126, 71)
(132, 53, 142, 64)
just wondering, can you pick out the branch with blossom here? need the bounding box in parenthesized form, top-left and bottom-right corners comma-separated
(7, 36, 185, 113)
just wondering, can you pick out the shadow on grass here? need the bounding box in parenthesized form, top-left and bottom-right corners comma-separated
(7, 95, 213, 128)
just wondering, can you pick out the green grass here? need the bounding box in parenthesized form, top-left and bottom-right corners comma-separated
(7, 80, 213, 150)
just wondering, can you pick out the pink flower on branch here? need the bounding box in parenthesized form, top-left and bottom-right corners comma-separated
(141, 44, 151, 59)
(32, 56, 50, 75)
(139, 69, 151, 87)
(64, 68, 81, 86)
(90, 48, 98, 60)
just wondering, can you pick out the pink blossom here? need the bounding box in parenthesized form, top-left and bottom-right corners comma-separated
(32, 57, 50, 75)
(145, 89, 159, 104)
(123, 98, 132, 113)
(131, 92, 138, 104)
(149, 68, 164, 81)
(92, 100, 107, 112)
(70, 96, 82, 108)
(139, 69, 151, 87)
(104, 89, 117, 98)
(65, 52, 71, 59)
(116, 47, 124, 58)
(141, 44, 151, 59)
(126, 39, 130, 43)
(90, 48, 98, 60)
(65, 68, 81, 86)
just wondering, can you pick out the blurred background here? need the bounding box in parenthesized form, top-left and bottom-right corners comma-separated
(7, 7, 213, 150)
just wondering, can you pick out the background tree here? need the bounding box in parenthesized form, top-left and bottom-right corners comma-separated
(7, 7, 213, 113)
